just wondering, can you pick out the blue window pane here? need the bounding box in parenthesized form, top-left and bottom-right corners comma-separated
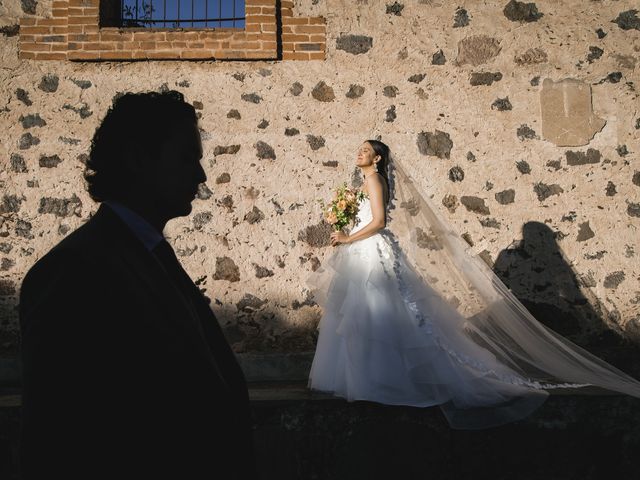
(118, 0, 245, 28)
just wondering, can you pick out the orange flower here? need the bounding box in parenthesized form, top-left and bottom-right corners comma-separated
(325, 211, 338, 224)
(337, 199, 347, 211)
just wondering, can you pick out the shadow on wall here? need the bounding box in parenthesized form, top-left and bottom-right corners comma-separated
(217, 297, 320, 354)
(493, 221, 640, 375)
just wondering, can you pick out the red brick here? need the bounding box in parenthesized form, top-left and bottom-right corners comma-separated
(245, 23, 261, 32)
(261, 6, 276, 14)
(133, 32, 166, 41)
(145, 51, 181, 59)
(100, 31, 132, 41)
(280, 0, 294, 8)
(20, 26, 52, 34)
(82, 42, 104, 50)
(212, 31, 240, 40)
(261, 41, 277, 51)
(139, 41, 157, 49)
(52, 1, 69, 8)
(245, 15, 276, 24)
(68, 51, 100, 60)
(176, 31, 200, 41)
(68, 0, 98, 6)
(282, 17, 308, 25)
(282, 33, 310, 42)
(294, 25, 325, 34)
(246, 6, 262, 14)
(203, 41, 222, 49)
(52, 9, 68, 17)
(35, 52, 67, 60)
(51, 43, 68, 51)
(256, 33, 277, 41)
(280, 8, 293, 17)
(185, 42, 205, 48)
(131, 50, 150, 59)
(229, 41, 260, 49)
(181, 50, 215, 59)
(296, 42, 323, 52)
(281, 42, 294, 52)
(101, 51, 134, 60)
(19, 50, 36, 59)
(67, 25, 83, 33)
(245, 0, 273, 5)
(40, 34, 67, 42)
(282, 51, 310, 60)
(248, 50, 275, 59)
(164, 32, 185, 41)
(68, 33, 90, 41)
(309, 35, 325, 42)
(308, 17, 326, 25)
(214, 50, 247, 59)
(308, 52, 325, 60)
(20, 43, 51, 51)
(67, 16, 97, 25)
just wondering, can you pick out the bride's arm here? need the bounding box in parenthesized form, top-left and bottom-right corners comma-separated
(330, 174, 386, 246)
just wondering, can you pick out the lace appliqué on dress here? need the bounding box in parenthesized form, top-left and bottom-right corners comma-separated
(383, 230, 590, 390)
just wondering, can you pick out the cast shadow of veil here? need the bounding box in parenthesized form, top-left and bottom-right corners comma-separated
(492, 221, 640, 376)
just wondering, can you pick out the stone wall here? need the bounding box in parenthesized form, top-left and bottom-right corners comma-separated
(0, 0, 639, 362)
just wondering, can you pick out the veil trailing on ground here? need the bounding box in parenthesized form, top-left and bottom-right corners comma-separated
(384, 155, 640, 425)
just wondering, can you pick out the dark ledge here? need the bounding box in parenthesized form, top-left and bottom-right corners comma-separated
(3, 353, 640, 478)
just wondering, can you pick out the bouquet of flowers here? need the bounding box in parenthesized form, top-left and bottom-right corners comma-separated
(321, 183, 366, 231)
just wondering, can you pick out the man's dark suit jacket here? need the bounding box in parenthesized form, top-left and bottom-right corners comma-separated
(19, 204, 254, 479)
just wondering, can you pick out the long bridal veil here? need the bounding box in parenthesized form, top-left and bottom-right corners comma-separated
(383, 154, 640, 425)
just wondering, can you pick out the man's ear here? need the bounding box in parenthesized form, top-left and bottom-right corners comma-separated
(121, 143, 151, 177)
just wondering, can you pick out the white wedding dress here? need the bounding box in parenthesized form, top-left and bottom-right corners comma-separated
(308, 195, 640, 429)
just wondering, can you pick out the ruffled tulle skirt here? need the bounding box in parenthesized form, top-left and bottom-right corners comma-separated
(308, 231, 549, 429)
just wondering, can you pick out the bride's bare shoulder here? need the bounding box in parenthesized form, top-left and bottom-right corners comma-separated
(364, 173, 385, 189)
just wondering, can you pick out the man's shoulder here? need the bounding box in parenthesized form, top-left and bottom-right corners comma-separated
(21, 206, 126, 291)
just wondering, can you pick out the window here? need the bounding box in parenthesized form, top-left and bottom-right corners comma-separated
(102, 0, 246, 29)
(19, 0, 326, 61)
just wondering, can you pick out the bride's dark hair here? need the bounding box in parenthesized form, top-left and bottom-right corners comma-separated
(366, 139, 391, 203)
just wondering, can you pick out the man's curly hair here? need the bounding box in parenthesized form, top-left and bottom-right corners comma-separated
(85, 90, 197, 202)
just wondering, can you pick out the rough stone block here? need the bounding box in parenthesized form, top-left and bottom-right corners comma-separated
(540, 78, 606, 147)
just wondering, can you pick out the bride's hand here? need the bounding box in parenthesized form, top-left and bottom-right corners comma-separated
(330, 231, 349, 246)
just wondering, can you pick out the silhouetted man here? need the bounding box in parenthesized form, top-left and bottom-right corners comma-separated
(19, 91, 255, 479)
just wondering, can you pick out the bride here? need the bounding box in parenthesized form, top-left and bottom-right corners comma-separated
(308, 139, 640, 429)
